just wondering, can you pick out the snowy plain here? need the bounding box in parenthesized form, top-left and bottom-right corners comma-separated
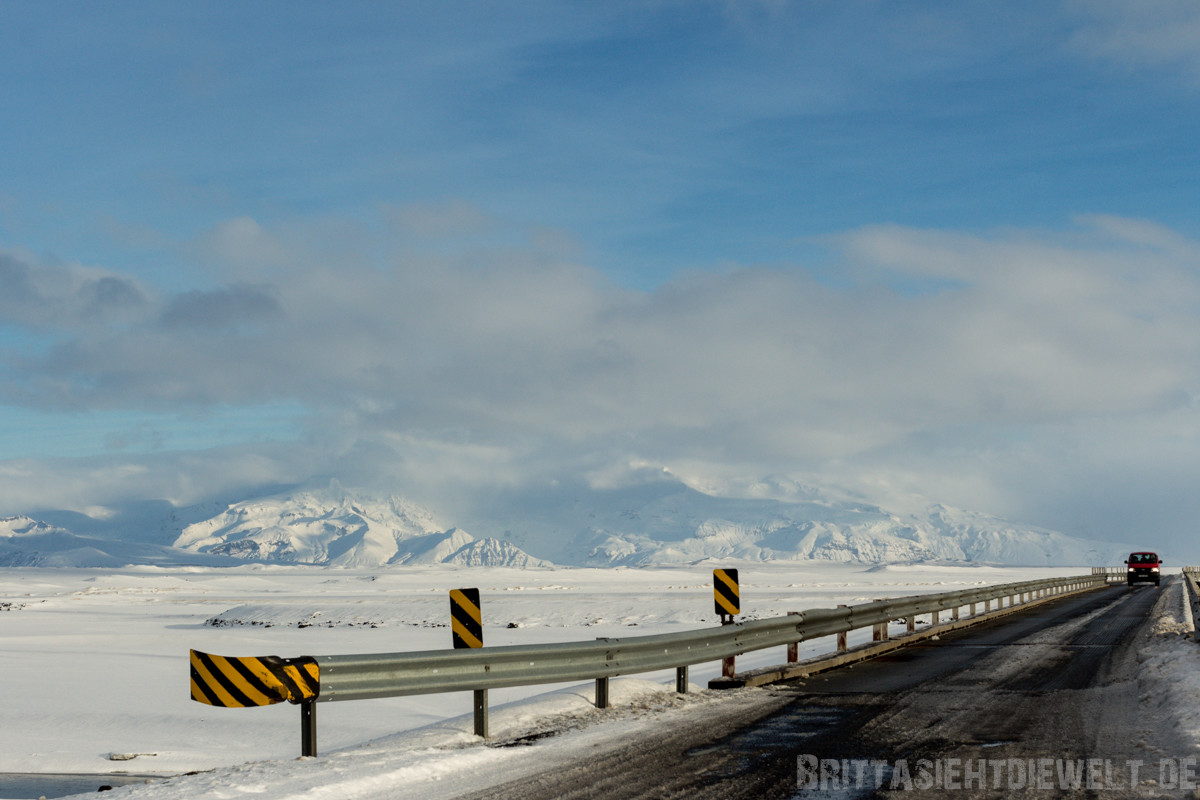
(3, 562, 1199, 799)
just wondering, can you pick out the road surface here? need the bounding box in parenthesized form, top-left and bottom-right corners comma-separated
(452, 580, 1178, 800)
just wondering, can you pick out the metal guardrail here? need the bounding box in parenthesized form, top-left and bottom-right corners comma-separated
(1091, 566, 1126, 582)
(195, 571, 1109, 756)
(1183, 567, 1200, 642)
(314, 574, 1105, 703)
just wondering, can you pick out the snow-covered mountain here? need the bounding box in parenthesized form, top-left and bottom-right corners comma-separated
(0, 515, 239, 568)
(6, 477, 1135, 569)
(464, 479, 1132, 567)
(173, 483, 550, 568)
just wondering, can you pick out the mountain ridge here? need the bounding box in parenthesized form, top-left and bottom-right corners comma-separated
(4, 479, 1136, 569)
(173, 483, 550, 568)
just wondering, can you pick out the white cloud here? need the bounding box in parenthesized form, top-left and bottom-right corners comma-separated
(190, 217, 291, 273)
(0, 252, 151, 331)
(4, 212, 1200, 549)
(1066, 0, 1200, 82)
(383, 199, 499, 240)
(0, 446, 307, 513)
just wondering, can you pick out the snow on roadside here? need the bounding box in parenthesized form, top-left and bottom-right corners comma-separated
(1135, 578, 1200, 753)
(84, 678, 785, 800)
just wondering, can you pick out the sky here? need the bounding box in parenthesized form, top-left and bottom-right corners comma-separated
(2, 1, 1200, 554)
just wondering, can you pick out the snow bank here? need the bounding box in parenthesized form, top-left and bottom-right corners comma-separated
(1134, 580, 1200, 751)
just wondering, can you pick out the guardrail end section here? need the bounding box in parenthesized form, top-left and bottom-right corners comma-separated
(190, 649, 319, 708)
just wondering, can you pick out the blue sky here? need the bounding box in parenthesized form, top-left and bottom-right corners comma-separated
(3, 1, 1200, 553)
(5, 1, 1196, 282)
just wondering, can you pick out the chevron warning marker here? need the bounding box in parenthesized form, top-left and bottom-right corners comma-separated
(713, 568, 740, 617)
(190, 649, 319, 708)
(450, 588, 483, 649)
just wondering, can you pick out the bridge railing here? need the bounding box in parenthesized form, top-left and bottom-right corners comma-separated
(191, 572, 1110, 756)
(1091, 566, 1127, 582)
(1183, 567, 1200, 642)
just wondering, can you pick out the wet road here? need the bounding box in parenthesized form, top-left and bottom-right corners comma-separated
(0, 772, 162, 799)
(452, 581, 1174, 800)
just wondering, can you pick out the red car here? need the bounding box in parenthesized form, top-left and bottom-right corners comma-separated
(1125, 552, 1161, 586)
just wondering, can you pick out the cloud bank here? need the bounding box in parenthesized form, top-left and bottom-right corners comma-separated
(3, 209, 1200, 553)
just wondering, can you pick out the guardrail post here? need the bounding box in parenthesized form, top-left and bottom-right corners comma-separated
(595, 677, 609, 709)
(787, 611, 800, 662)
(474, 689, 489, 737)
(872, 601, 889, 641)
(719, 613, 737, 677)
(906, 616, 916, 633)
(951, 605, 960, 621)
(676, 666, 688, 693)
(301, 699, 317, 757)
(837, 605, 848, 652)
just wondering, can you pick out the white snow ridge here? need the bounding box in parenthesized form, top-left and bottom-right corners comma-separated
(173, 483, 550, 568)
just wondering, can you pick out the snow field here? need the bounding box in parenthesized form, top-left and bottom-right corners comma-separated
(0, 561, 1121, 797)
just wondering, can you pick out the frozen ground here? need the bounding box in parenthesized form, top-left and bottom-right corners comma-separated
(2, 562, 1197, 799)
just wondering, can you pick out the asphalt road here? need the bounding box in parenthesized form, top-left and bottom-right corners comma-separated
(452, 580, 1177, 800)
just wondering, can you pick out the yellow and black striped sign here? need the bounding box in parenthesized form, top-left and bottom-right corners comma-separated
(714, 568, 740, 616)
(190, 649, 319, 708)
(450, 587, 482, 649)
